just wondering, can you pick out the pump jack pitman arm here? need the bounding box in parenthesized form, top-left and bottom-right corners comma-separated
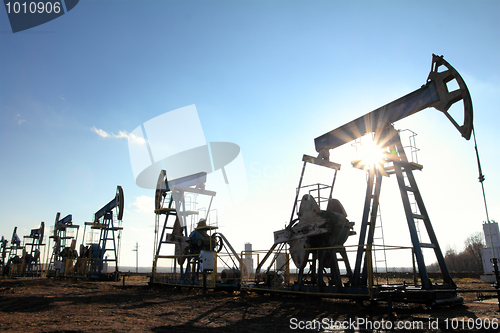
(314, 54, 473, 152)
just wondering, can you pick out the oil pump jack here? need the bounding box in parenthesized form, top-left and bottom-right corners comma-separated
(22, 222, 45, 276)
(152, 170, 243, 289)
(80, 186, 124, 280)
(254, 54, 472, 306)
(3, 224, 45, 276)
(0, 236, 7, 274)
(4, 227, 22, 276)
(47, 212, 79, 277)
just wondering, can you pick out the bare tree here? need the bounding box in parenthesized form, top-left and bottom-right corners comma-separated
(463, 231, 485, 272)
(428, 232, 485, 273)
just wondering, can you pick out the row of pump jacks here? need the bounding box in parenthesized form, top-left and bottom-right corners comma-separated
(1, 186, 124, 280)
(0, 55, 487, 307)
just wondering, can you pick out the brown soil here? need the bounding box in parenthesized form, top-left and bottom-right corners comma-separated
(0, 277, 498, 332)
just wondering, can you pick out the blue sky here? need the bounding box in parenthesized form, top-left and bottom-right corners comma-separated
(1, 0, 499, 269)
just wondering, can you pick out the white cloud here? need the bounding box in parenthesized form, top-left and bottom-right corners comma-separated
(131, 195, 155, 215)
(114, 131, 129, 139)
(115, 130, 147, 145)
(91, 126, 110, 138)
(90, 127, 146, 145)
(16, 114, 26, 126)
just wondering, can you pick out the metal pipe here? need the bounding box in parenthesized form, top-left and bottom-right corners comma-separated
(328, 169, 338, 200)
(205, 196, 214, 221)
(288, 160, 307, 229)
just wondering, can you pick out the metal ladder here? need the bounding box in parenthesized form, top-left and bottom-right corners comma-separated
(400, 130, 423, 243)
(352, 166, 384, 287)
(391, 136, 455, 289)
(152, 192, 199, 277)
(154, 195, 177, 257)
(95, 212, 121, 275)
(353, 130, 455, 290)
(372, 203, 389, 284)
(351, 134, 388, 284)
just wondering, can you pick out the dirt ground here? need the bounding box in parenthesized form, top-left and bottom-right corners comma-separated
(0, 277, 499, 332)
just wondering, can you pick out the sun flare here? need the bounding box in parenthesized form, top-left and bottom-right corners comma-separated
(358, 139, 386, 168)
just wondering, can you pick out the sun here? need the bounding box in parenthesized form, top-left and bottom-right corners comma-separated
(353, 138, 387, 171)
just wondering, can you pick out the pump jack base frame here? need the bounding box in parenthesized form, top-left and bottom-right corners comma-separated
(246, 241, 463, 307)
(245, 286, 462, 307)
(152, 252, 235, 289)
(245, 274, 463, 307)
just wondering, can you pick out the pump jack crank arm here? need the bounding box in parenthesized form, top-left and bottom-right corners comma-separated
(315, 54, 473, 152)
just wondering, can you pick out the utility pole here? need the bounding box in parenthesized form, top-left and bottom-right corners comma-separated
(132, 242, 138, 273)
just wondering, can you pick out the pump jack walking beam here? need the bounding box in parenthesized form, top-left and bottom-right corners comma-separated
(315, 54, 473, 153)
